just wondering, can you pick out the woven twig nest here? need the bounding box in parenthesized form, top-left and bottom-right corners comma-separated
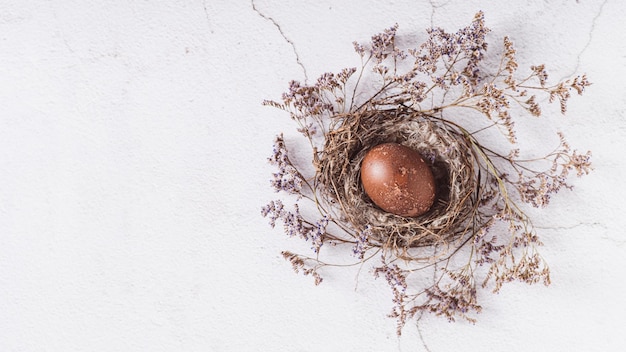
(316, 108, 478, 250)
(262, 12, 592, 333)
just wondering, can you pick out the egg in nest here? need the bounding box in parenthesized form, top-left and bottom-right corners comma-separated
(360, 143, 436, 217)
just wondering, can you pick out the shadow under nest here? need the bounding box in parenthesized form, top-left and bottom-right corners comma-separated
(315, 108, 484, 255)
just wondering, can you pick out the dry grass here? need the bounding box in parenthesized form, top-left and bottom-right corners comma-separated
(317, 109, 478, 253)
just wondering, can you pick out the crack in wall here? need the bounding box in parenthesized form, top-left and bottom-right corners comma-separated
(428, 0, 451, 28)
(535, 221, 626, 246)
(535, 221, 605, 231)
(251, 0, 309, 82)
(50, 3, 76, 55)
(202, 0, 215, 34)
(560, 0, 608, 80)
(411, 246, 439, 352)
(415, 314, 433, 352)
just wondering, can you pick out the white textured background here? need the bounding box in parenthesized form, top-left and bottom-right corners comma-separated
(1, 1, 625, 351)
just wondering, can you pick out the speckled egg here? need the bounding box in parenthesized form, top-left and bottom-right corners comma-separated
(360, 143, 436, 217)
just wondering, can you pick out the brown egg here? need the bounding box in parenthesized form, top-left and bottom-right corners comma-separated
(360, 143, 436, 217)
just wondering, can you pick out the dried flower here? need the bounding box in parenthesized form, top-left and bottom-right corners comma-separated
(352, 226, 371, 260)
(262, 12, 591, 335)
(267, 134, 305, 197)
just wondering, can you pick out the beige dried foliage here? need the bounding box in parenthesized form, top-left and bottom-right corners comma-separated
(261, 12, 592, 335)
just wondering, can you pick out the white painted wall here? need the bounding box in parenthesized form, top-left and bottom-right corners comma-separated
(1, 1, 624, 351)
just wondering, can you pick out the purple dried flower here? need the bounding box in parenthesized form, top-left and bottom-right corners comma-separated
(261, 200, 307, 240)
(261, 199, 284, 228)
(352, 226, 371, 260)
(421, 281, 481, 322)
(370, 24, 400, 64)
(353, 41, 365, 56)
(375, 262, 408, 295)
(263, 10, 591, 334)
(268, 134, 304, 197)
(309, 215, 328, 253)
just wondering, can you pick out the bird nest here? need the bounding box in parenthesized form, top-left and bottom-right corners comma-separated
(262, 12, 591, 334)
(317, 109, 477, 250)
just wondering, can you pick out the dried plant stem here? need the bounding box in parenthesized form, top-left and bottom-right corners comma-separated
(262, 12, 591, 335)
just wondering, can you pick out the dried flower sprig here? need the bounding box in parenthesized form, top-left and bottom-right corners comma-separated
(262, 11, 591, 335)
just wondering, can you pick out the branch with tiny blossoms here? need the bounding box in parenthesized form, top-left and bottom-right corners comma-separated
(261, 11, 592, 335)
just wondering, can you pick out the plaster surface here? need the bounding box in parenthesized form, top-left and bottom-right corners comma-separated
(1, 1, 625, 351)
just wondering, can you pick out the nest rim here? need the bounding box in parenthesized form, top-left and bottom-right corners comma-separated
(315, 108, 481, 251)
